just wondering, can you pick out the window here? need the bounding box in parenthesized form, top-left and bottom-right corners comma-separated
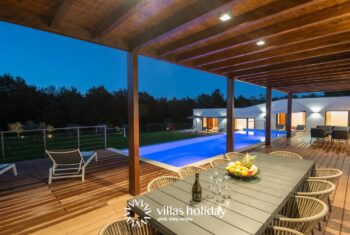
(277, 112, 306, 129)
(292, 112, 306, 129)
(234, 118, 255, 130)
(277, 113, 286, 125)
(248, 118, 254, 129)
(235, 119, 247, 130)
(325, 111, 349, 126)
(203, 118, 219, 130)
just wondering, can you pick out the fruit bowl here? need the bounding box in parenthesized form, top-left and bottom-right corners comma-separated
(225, 154, 259, 179)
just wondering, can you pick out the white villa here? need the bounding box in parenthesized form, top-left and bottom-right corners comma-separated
(193, 96, 350, 132)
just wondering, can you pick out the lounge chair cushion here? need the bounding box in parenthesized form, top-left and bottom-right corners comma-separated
(47, 149, 82, 164)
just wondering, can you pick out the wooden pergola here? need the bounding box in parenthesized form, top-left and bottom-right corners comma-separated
(1, 0, 350, 195)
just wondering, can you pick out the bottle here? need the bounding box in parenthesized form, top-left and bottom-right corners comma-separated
(192, 173, 202, 202)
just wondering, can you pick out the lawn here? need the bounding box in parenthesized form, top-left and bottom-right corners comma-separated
(0, 131, 203, 163)
(107, 131, 202, 149)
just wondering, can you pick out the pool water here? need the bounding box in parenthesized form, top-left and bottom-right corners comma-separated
(130, 129, 285, 167)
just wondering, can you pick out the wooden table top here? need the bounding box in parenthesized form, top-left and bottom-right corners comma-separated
(128, 152, 315, 235)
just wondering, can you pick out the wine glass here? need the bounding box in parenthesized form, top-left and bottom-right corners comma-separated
(206, 174, 215, 199)
(214, 179, 225, 203)
(221, 173, 232, 199)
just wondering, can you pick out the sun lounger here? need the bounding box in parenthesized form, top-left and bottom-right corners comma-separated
(0, 163, 17, 176)
(46, 149, 97, 184)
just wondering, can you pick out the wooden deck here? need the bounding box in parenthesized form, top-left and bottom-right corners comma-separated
(256, 133, 350, 235)
(1, 134, 350, 235)
(0, 150, 176, 235)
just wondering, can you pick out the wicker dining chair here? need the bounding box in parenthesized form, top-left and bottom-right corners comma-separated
(225, 151, 245, 161)
(209, 158, 229, 168)
(296, 179, 335, 203)
(147, 176, 180, 192)
(269, 151, 303, 160)
(308, 168, 343, 211)
(264, 226, 303, 235)
(177, 166, 206, 179)
(273, 196, 328, 235)
(296, 179, 335, 230)
(308, 168, 343, 185)
(99, 219, 154, 235)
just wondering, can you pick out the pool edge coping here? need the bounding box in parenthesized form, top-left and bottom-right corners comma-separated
(106, 134, 285, 172)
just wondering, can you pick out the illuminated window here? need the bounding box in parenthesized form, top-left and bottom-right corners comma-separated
(325, 111, 349, 126)
(277, 112, 306, 129)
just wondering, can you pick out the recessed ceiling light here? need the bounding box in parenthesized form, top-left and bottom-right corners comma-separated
(256, 40, 265, 46)
(219, 12, 232, 22)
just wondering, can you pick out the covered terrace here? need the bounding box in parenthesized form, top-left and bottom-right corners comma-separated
(1, 0, 350, 234)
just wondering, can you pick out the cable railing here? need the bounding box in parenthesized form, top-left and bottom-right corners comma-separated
(0, 125, 126, 163)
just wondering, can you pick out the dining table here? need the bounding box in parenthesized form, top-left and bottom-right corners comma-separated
(127, 152, 315, 235)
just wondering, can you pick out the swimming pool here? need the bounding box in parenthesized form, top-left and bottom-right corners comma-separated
(127, 129, 285, 168)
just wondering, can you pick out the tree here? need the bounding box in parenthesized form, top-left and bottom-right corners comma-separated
(8, 122, 23, 137)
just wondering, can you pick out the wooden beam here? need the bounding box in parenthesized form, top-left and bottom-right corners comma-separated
(247, 69, 350, 85)
(50, 0, 75, 28)
(175, 1, 350, 62)
(157, 0, 312, 56)
(265, 87, 272, 146)
(269, 76, 350, 88)
(258, 73, 350, 87)
(239, 60, 350, 81)
(226, 78, 234, 153)
(237, 59, 350, 79)
(129, 0, 233, 49)
(203, 30, 350, 72)
(281, 82, 350, 93)
(226, 50, 350, 77)
(127, 50, 140, 196)
(286, 93, 292, 138)
(194, 15, 350, 68)
(93, 0, 141, 39)
(216, 41, 350, 74)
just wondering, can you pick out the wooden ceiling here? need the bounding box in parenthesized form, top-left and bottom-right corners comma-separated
(0, 0, 350, 93)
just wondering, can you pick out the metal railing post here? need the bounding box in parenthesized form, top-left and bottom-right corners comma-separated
(77, 127, 80, 149)
(43, 129, 47, 157)
(104, 125, 107, 149)
(1, 132, 5, 162)
(123, 128, 126, 138)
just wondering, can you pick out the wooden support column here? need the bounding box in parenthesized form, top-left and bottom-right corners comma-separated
(226, 78, 235, 152)
(265, 87, 272, 146)
(127, 50, 140, 196)
(286, 93, 293, 138)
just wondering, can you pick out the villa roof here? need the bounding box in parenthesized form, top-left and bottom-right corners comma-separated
(1, 0, 350, 93)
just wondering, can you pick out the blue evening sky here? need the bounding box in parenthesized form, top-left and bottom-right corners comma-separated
(0, 21, 306, 99)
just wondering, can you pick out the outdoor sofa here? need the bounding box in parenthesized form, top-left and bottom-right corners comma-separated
(311, 125, 350, 144)
(331, 126, 350, 144)
(310, 128, 329, 143)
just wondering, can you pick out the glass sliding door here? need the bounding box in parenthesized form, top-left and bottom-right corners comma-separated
(203, 117, 219, 131)
(248, 118, 255, 129)
(276, 113, 286, 126)
(235, 118, 247, 130)
(277, 112, 306, 129)
(325, 111, 349, 126)
(292, 112, 306, 129)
